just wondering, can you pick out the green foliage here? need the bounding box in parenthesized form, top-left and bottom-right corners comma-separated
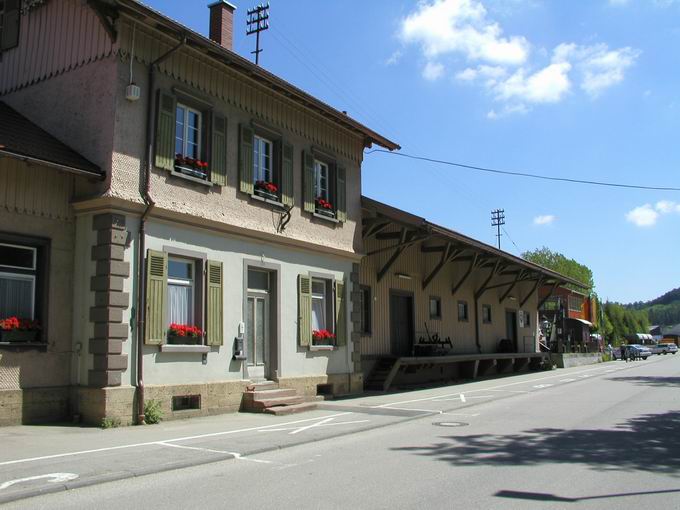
(101, 417, 121, 429)
(521, 247, 593, 291)
(144, 399, 163, 425)
(604, 302, 651, 344)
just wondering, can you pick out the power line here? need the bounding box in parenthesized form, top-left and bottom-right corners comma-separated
(365, 149, 680, 192)
(501, 226, 522, 254)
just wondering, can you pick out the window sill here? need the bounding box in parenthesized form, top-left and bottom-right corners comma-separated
(310, 345, 336, 352)
(160, 344, 210, 353)
(0, 342, 47, 351)
(312, 212, 339, 224)
(251, 193, 285, 209)
(170, 168, 214, 187)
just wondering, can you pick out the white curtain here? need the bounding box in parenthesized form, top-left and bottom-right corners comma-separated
(312, 298, 326, 331)
(168, 284, 193, 325)
(0, 275, 34, 318)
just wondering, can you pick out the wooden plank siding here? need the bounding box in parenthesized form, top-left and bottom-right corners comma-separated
(0, 0, 116, 95)
(0, 158, 73, 220)
(360, 228, 540, 356)
(116, 20, 364, 163)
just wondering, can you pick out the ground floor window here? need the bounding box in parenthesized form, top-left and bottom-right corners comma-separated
(0, 236, 47, 342)
(458, 300, 469, 322)
(482, 304, 492, 324)
(166, 256, 204, 344)
(359, 285, 372, 335)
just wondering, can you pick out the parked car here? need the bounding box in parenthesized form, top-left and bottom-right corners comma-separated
(613, 344, 652, 360)
(650, 343, 678, 355)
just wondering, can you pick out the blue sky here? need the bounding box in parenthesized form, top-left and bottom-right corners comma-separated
(145, 0, 680, 304)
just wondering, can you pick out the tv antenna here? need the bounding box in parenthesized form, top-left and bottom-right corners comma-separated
(246, 3, 269, 65)
(491, 209, 505, 250)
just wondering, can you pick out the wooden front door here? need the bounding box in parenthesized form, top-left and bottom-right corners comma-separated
(390, 292, 414, 357)
(505, 310, 518, 353)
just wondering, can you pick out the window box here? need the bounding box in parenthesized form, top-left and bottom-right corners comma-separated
(312, 328, 335, 347)
(314, 207, 336, 219)
(174, 164, 208, 181)
(167, 333, 203, 346)
(0, 330, 38, 343)
(254, 181, 279, 202)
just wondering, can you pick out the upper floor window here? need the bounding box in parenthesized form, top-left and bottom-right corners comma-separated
(253, 135, 278, 199)
(314, 160, 330, 201)
(175, 104, 202, 161)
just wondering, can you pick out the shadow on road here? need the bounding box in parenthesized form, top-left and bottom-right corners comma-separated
(393, 410, 680, 475)
(608, 376, 680, 388)
(495, 488, 680, 503)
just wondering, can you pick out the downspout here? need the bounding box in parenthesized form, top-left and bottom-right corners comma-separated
(136, 36, 186, 425)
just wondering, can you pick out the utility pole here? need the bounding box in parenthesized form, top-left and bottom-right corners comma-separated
(491, 209, 505, 250)
(246, 3, 269, 65)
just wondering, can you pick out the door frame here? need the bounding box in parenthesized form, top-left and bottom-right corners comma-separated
(389, 289, 415, 357)
(243, 261, 281, 381)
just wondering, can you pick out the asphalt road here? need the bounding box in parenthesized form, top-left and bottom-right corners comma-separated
(2, 355, 679, 509)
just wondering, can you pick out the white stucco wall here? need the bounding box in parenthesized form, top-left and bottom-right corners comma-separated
(137, 218, 353, 386)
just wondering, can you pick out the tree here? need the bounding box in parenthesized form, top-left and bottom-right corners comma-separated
(522, 247, 594, 291)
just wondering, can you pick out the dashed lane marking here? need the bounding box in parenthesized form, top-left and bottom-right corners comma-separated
(533, 384, 554, 389)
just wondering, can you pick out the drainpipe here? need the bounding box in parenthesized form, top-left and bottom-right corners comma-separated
(136, 36, 186, 425)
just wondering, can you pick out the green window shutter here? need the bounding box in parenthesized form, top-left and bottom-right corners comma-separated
(0, 0, 21, 51)
(154, 91, 176, 171)
(211, 114, 227, 186)
(302, 151, 315, 213)
(336, 166, 347, 223)
(298, 274, 312, 347)
(145, 250, 167, 345)
(281, 142, 294, 207)
(206, 260, 224, 346)
(335, 279, 346, 346)
(239, 124, 254, 194)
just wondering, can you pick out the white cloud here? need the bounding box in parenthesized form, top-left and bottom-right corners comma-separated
(655, 200, 680, 214)
(399, 2, 640, 117)
(579, 46, 640, 97)
(533, 215, 556, 226)
(423, 61, 445, 80)
(401, 0, 530, 65)
(626, 204, 659, 227)
(385, 50, 402, 66)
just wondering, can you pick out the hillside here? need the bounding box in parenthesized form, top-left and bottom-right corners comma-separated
(627, 287, 680, 326)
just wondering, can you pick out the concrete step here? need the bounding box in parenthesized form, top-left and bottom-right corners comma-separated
(248, 395, 305, 409)
(246, 381, 278, 392)
(263, 402, 318, 416)
(246, 388, 297, 400)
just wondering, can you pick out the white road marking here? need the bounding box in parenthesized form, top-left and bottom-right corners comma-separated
(460, 394, 466, 403)
(433, 395, 493, 402)
(0, 413, 353, 467)
(533, 384, 554, 389)
(486, 389, 530, 394)
(579, 375, 591, 378)
(257, 417, 370, 435)
(156, 442, 272, 464)
(0, 473, 78, 491)
(560, 379, 576, 383)
(373, 365, 613, 409)
(441, 412, 480, 417)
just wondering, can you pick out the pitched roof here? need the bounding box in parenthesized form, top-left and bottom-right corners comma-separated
(362, 195, 589, 289)
(111, 0, 400, 151)
(0, 101, 102, 178)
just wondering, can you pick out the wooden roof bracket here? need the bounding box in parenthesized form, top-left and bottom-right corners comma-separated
(422, 244, 463, 290)
(474, 259, 503, 300)
(376, 228, 409, 282)
(520, 275, 543, 307)
(498, 270, 527, 303)
(452, 253, 479, 295)
(88, 0, 119, 43)
(537, 281, 560, 309)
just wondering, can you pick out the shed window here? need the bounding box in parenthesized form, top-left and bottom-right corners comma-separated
(359, 285, 371, 335)
(458, 301, 468, 322)
(429, 296, 442, 320)
(482, 305, 492, 324)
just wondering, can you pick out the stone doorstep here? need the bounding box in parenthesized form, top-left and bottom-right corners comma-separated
(247, 395, 305, 409)
(263, 402, 318, 416)
(245, 388, 297, 400)
(245, 381, 278, 392)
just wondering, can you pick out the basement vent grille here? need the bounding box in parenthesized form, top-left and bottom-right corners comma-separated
(172, 394, 201, 411)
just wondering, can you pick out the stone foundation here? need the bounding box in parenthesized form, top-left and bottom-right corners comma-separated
(276, 373, 361, 397)
(0, 387, 70, 426)
(552, 353, 603, 368)
(77, 385, 137, 426)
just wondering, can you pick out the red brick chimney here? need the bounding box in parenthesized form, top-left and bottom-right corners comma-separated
(209, 1, 236, 51)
